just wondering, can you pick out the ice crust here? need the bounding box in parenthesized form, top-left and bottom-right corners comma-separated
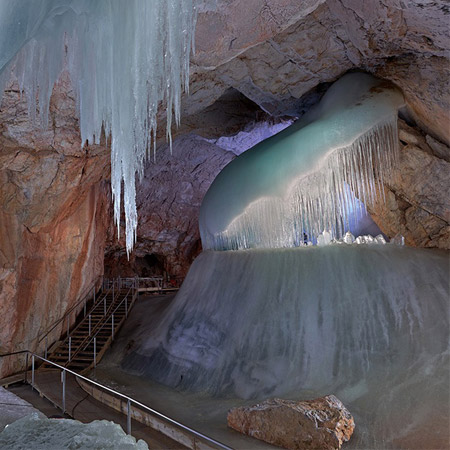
(199, 73, 404, 250)
(120, 245, 450, 448)
(0, 0, 199, 253)
(0, 413, 148, 449)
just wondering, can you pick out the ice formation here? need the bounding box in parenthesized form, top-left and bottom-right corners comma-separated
(0, 0, 199, 253)
(118, 245, 449, 448)
(199, 73, 404, 250)
(0, 413, 148, 449)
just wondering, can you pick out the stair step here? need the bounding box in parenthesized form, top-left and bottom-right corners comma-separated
(35, 285, 136, 373)
(66, 363, 89, 368)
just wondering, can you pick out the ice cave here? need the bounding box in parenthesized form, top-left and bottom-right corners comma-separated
(0, 1, 449, 450)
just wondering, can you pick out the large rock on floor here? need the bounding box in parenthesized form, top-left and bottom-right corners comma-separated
(227, 395, 355, 450)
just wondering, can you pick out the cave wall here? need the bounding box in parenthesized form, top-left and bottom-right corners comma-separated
(0, 72, 110, 376)
(186, 0, 449, 145)
(369, 119, 450, 248)
(104, 134, 235, 284)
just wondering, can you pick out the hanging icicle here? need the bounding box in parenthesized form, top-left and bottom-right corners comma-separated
(0, 0, 200, 254)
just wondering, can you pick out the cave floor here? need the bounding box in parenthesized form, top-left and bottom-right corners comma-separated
(7, 383, 68, 420)
(8, 370, 185, 449)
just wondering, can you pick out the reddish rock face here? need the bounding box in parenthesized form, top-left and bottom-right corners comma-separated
(227, 395, 355, 450)
(0, 72, 110, 376)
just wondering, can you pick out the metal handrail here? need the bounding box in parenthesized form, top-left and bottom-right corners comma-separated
(0, 350, 231, 449)
(89, 287, 134, 367)
(66, 285, 135, 365)
(38, 275, 103, 344)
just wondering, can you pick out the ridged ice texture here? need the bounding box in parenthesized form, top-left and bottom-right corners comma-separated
(199, 73, 404, 250)
(0, 0, 199, 253)
(121, 246, 450, 448)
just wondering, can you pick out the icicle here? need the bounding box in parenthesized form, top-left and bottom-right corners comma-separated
(0, 0, 200, 255)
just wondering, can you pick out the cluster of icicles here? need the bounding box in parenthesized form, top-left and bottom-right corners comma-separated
(203, 117, 399, 250)
(0, 0, 200, 254)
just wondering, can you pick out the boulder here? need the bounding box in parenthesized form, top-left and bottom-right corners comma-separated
(227, 395, 354, 450)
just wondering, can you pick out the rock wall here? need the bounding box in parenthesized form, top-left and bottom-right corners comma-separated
(104, 135, 235, 283)
(368, 119, 450, 248)
(0, 73, 110, 376)
(187, 0, 449, 145)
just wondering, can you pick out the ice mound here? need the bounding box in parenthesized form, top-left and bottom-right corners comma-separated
(199, 73, 404, 250)
(0, 413, 148, 450)
(119, 245, 449, 448)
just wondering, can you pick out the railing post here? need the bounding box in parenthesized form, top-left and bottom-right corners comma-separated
(68, 337, 72, 362)
(112, 314, 114, 341)
(127, 399, 131, 435)
(67, 315, 69, 338)
(125, 297, 128, 318)
(31, 354, 35, 390)
(94, 337, 97, 368)
(62, 369, 66, 414)
(24, 353, 29, 383)
(89, 314, 92, 336)
(112, 282, 115, 301)
(45, 336, 48, 359)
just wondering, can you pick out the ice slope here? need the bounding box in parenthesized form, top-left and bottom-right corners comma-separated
(120, 245, 449, 448)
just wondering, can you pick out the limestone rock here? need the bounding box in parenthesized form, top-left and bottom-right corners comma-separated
(187, 0, 450, 144)
(227, 395, 355, 450)
(367, 120, 450, 249)
(0, 72, 110, 377)
(104, 134, 235, 283)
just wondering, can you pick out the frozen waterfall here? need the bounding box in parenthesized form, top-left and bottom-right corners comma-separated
(0, 0, 199, 253)
(119, 245, 449, 449)
(199, 73, 404, 250)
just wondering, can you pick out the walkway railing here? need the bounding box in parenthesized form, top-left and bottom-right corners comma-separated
(69, 285, 136, 368)
(105, 276, 181, 292)
(38, 275, 104, 358)
(0, 350, 231, 450)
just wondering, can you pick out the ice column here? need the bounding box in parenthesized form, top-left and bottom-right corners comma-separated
(199, 73, 405, 250)
(0, 0, 199, 254)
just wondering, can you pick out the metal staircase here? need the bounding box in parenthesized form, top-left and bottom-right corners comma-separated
(40, 279, 138, 374)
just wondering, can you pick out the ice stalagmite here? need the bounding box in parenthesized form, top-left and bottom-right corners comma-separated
(199, 73, 404, 250)
(0, 0, 199, 253)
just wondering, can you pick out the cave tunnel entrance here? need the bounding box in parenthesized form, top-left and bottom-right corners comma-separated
(104, 251, 166, 280)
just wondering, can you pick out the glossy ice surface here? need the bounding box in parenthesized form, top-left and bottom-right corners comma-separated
(200, 73, 404, 250)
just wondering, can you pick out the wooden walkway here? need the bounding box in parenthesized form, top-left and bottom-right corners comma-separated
(30, 370, 187, 449)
